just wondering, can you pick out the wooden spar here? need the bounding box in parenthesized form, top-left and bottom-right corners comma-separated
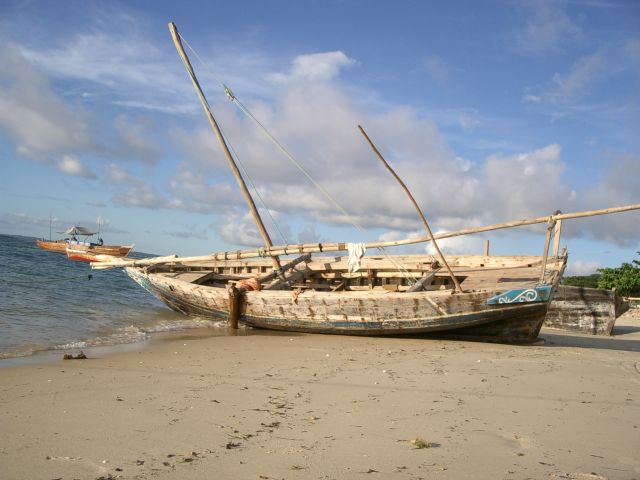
(553, 216, 563, 257)
(484, 240, 490, 256)
(167, 22, 283, 276)
(539, 218, 555, 283)
(92, 203, 640, 269)
(357, 125, 463, 293)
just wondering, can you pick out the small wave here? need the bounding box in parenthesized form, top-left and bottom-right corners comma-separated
(50, 317, 230, 353)
(140, 317, 227, 333)
(0, 344, 48, 360)
(53, 325, 151, 351)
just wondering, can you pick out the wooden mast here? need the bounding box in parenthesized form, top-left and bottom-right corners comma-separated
(358, 125, 463, 293)
(168, 22, 283, 275)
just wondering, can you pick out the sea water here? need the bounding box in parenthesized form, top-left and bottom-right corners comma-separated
(0, 234, 226, 361)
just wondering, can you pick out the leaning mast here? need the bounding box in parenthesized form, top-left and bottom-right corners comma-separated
(168, 22, 283, 275)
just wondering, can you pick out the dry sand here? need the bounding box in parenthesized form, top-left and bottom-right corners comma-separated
(1, 310, 639, 480)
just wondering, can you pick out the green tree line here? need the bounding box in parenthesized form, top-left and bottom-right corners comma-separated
(563, 252, 640, 296)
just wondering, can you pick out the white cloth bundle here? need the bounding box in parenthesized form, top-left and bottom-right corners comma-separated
(347, 243, 366, 273)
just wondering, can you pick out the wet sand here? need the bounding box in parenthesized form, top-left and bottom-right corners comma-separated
(1, 310, 639, 480)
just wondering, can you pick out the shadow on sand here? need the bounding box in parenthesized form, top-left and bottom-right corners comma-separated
(540, 326, 640, 352)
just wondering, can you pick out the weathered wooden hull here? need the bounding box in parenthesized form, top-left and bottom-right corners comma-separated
(125, 266, 551, 341)
(36, 239, 68, 253)
(67, 244, 133, 257)
(36, 239, 133, 257)
(544, 285, 629, 335)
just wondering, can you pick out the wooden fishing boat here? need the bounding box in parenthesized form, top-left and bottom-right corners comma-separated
(544, 285, 629, 335)
(93, 23, 639, 343)
(36, 226, 133, 257)
(36, 238, 72, 253)
(65, 243, 134, 258)
(122, 252, 567, 341)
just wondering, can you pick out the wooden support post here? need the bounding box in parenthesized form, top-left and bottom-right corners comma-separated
(553, 218, 562, 257)
(228, 285, 240, 329)
(484, 239, 490, 256)
(539, 219, 555, 284)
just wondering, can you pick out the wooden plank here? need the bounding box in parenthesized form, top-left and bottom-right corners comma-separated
(407, 268, 442, 292)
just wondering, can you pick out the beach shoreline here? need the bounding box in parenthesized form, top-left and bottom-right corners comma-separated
(1, 310, 639, 480)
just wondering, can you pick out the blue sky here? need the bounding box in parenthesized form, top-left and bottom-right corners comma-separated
(0, 0, 638, 274)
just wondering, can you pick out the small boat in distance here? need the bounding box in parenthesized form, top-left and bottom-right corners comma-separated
(36, 226, 134, 258)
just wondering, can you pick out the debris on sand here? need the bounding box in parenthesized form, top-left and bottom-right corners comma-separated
(63, 351, 87, 360)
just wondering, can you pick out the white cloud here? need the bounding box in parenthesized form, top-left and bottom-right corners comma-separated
(425, 232, 486, 256)
(565, 260, 600, 276)
(560, 154, 640, 246)
(167, 169, 242, 213)
(19, 30, 188, 110)
(269, 51, 356, 84)
(112, 182, 168, 209)
(56, 155, 95, 178)
(168, 68, 638, 247)
(0, 42, 95, 163)
(218, 212, 262, 246)
(482, 144, 572, 220)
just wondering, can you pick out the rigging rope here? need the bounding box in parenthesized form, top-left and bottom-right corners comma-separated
(220, 125, 290, 246)
(178, 33, 417, 283)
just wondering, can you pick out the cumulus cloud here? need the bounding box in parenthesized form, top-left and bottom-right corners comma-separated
(0, 42, 96, 163)
(168, 64, 638, 248)
(0, 39, 159, 178)
(269, 51, 356, 84)
(482, 144, 572, 220)
(218, 212, 263, 246)
(560, 154, 640, 246)
(167, 169, 242, 213)
(55, 155, 96, 178)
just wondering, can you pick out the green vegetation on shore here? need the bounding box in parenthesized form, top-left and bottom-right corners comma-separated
(563, 253, 640, 297)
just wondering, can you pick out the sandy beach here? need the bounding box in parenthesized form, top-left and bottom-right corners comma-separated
(1, 311, 639, 480)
